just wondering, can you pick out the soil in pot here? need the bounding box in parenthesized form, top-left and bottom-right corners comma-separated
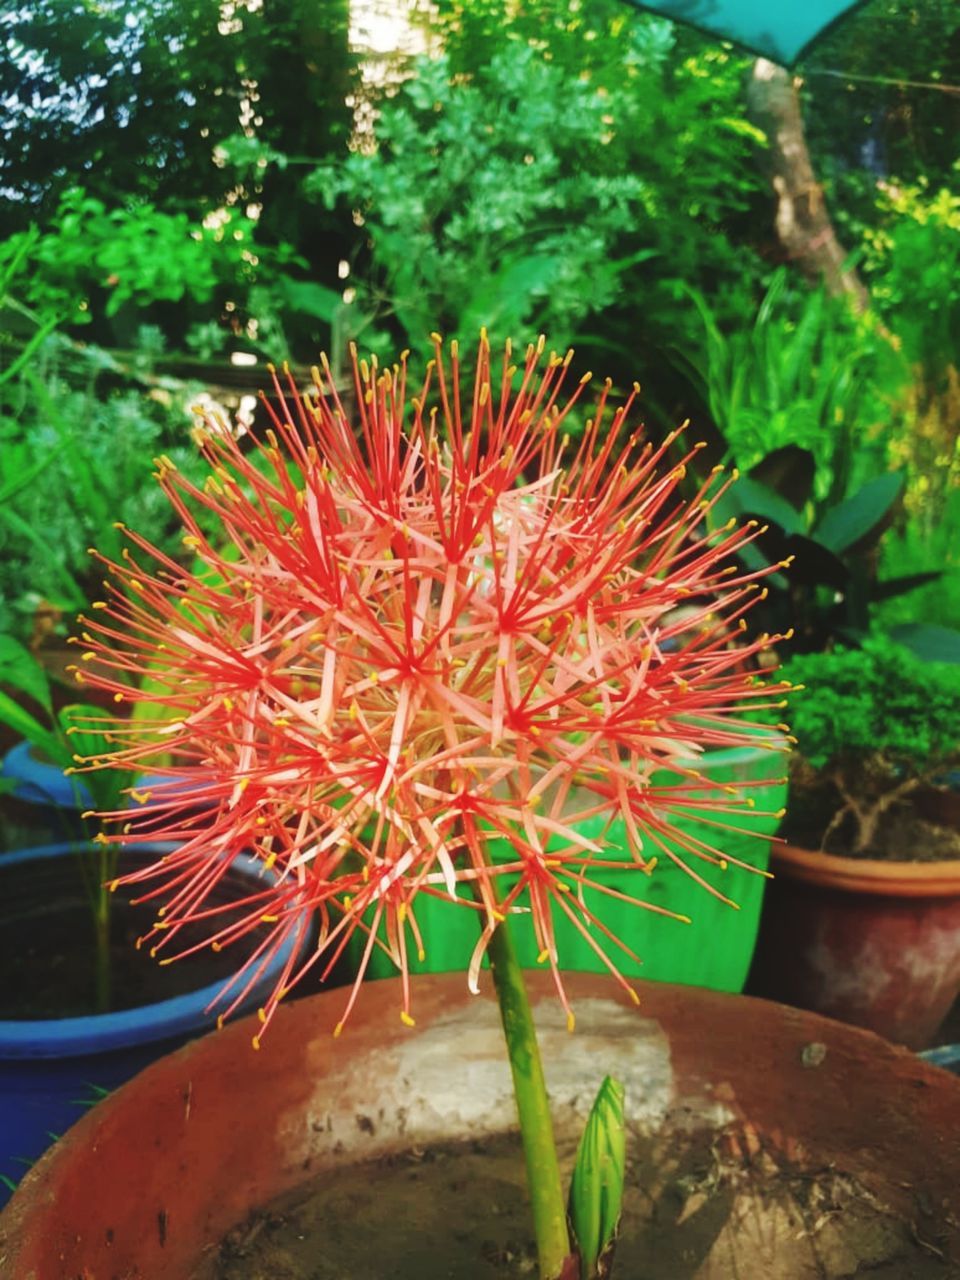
(0, 849, 271, 1018)
(201, 1129, 951, 1280)
(782, 771, 960, 863)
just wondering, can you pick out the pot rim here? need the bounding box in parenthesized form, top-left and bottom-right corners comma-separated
(0, 841, 308, 1058)
(3, 973, 960, 1280)
(771, 839, 960, 897)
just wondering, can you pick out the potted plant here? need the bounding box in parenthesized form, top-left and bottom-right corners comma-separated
(3, 973, 960, 1279)
(749, 636, 960, 1048)
(352, 728, 788, 996)
(3, 334, 951, 1279)
(0, 633, 310, 1200)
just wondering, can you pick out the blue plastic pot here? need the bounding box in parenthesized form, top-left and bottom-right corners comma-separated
(0, 842, 307, 1202)
(0, 744, 216, 850)
(0, 746, 216, 814)
(0, 742, 92, 848)
(0, 741, 93, 809)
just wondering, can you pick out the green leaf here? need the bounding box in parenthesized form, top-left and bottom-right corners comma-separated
(276, 276, 343, 322)
(727, 476, 803, 536)
(749, 447, 815, 510)
(0, 687, 70, 765)
(58, 703, 126, 812)
(569, 1076, 625, 1280)
(871, 571, 943, 603)
(0, 634, 52, 712)
(813, 473, 904, 555)
(890, 624, 960, 665)
(0, 505, 86, 607)
(0, 437, 64, 504)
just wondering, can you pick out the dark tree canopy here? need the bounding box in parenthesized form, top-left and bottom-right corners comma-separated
(0, 0, 353, 236)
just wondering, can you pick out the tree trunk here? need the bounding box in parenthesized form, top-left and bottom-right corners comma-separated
(747, 59, 870, 310)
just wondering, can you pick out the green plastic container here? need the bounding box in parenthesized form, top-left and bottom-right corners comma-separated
(353, 734, 787, 994)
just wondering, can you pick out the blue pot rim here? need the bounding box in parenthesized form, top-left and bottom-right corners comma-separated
(0, 740, 92, 809)
(0, 842, 308, 1060)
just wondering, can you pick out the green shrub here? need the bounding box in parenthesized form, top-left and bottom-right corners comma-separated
(305, 8, 767, 361)
(780, 636, 960, 851)
(783, 637, 960, 775)
(0, 353, 212, 637)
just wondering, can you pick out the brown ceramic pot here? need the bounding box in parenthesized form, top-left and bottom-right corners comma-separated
(1, 974, 960, 1278)
(749, 841, 960, 1049)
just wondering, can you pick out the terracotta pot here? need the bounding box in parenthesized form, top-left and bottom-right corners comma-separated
(1, 974, 959, 1278)
(749, 841, 960, 1049)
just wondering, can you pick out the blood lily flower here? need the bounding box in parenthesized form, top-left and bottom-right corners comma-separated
(77, 333, 787, 1044)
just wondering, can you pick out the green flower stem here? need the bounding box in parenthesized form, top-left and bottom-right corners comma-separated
(487, 914, 574, 1280)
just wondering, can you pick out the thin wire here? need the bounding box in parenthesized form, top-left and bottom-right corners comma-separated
(805, 67, 960, 97)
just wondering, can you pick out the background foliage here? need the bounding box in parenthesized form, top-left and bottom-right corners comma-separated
(0, 0, 957, 654)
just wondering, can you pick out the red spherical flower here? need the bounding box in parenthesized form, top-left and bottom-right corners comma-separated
(78, 334, 787, 1042)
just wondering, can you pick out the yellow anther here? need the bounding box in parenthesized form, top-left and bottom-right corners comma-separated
(400, 1011, 416, 1028)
